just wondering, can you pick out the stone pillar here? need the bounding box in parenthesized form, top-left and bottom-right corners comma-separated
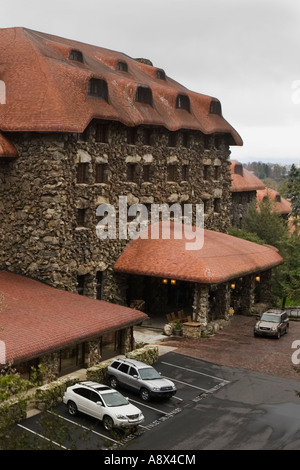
(215, 282, 231, 320)
(258, 270, 272, 306)
(193, 284, 209, 325)
(241, 274, 256, 316)
(86, 340, 101, 367)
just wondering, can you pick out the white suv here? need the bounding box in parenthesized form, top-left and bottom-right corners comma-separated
(63, 381, 144, 431)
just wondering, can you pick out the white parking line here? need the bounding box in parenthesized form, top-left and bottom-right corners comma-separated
(17, 423, 69, 450)
(46, 410, 120, 444)
(166, 376, 212, 392)
(161, 361, 230, 383)
(129, 399, 166, 414)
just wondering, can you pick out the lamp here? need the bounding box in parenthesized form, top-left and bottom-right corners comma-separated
(230, 282, 236, 289)
(171, 279, 176, 285)
(162, 279, 168, 284)
(255, 276, 260, 282)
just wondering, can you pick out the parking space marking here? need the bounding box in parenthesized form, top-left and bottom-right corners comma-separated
(166, 376, 212, 392)
(161, 360, 230, 383)
(129, 399, 167, 414)
(17, 423, 69, 450)
(47, 410, 120, 444)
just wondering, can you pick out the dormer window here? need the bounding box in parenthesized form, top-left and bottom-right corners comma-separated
(135, 86, 153, 106)
(88, 78, 108, 100)
(176, 94, 190, 112)
(234, 164, 243, 176)
(69, 50, 83, 62)
(275, 194, 281, 202)
(117, 61, 128, 72)
(156, 69, 166, 80)
(210, 99, 222, 115)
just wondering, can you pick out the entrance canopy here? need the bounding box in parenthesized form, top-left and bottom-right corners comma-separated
(114, 222, 283, 284)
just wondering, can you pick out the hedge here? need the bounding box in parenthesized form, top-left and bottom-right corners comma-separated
(35, 375, 79, 411)
(0, 394, 29, 436)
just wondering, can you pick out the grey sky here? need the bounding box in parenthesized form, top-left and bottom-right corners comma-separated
(1, 0, 300, 164)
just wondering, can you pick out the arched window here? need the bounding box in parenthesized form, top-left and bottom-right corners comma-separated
(88, 78, 108, 101)
(69, 50, 84, 62)
(156, 69, 166, 80)
(234, 164, 243, 176)
(176, 94, 190, 112)
(210, 100, 222, 115)
(117, 61, 128, 72)
(135, 86, 153, 106)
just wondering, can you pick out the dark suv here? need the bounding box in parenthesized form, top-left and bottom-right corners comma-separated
(254, 310, 289, 339)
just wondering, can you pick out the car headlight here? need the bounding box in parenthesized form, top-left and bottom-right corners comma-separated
(152, 387, 160, 391)
(116, 415, 127, 419)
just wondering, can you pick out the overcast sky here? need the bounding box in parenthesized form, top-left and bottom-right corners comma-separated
(1, 0, 300, 165)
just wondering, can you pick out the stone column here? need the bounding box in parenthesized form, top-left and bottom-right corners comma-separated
(258, 269, 272, 306)
(192, 284, 209, 326)
(215, 282, 231, 320)
(240, 274, 256, 316)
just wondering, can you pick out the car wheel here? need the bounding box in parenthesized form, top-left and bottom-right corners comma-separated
(103, 415, 114, 431)
(109, 376, 118, 389)
(67, 401, 78, 416)
(140, 388, 150, 401)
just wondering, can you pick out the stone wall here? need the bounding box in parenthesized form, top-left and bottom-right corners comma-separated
(231, 191, 257, 227)
(0, 121, 233, 302)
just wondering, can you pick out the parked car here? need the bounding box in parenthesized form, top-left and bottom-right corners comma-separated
(107, 358, 177, 401)
(254, 310, 289, 339)
(62, 381, 144, 431)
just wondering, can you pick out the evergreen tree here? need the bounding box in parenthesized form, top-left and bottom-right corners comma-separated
(286, 164, 300, 219)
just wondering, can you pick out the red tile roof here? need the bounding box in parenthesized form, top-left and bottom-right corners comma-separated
(0, 27, 242, 145)
(231, 160, 265, 192)
(0, 271, 147, 365)
(0, 132, 18, 158)
(114, 222, 283, 284)
(257, 188, 292, 215)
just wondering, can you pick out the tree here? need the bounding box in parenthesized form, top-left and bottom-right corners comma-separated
(286, 164, 300, 219)
(273, 233, 300, 306)
(242, 197, 287, 249)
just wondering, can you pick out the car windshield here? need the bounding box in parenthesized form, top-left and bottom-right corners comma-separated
(102, 391, 129, 407)
(261, 314, 280, 323)
(139, 367, 161, 380)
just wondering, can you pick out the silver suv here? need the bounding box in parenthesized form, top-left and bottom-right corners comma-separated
(63, 381, 144, 431)
(254, 310, 289, 339)
(107, 358, 177, 401)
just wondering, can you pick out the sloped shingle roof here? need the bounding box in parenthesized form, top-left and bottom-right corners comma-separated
(231, 160, 265, 192)
(0, 27, 242, 145)
(0, 271, 147, 365)
(257, 188, 292, 215)
(114, 222, 283, 284)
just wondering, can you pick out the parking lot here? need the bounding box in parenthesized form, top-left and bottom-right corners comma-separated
(14, 353, 230, 450)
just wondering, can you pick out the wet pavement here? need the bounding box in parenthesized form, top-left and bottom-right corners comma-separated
(135, 315, 300, 381)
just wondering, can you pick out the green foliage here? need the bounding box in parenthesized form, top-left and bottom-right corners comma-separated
(35, 375, 79, 411)
(126, 345, 159, 365)
(273, 233, 300, 305)
(227, 227, 265, 245)
(286, 164, 300, 218)
(242, 198, 287, 249)
(0, 372, 32, 401)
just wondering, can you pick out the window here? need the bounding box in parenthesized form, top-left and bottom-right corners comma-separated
(88, 78, 108, 100)
(127, 127, 137, 145)
(182, 165, 189, 181)
(275, 194, 281, 202)
(214, 198, 221, 213)
(95, 123, 109, 143)
(142, 165, 151, 182)
(129, 367, 138, 377)
(182, 133, 190, 148)
(156, 69, 166, 80)
(127, 163, 138, 182)
(96, 271, 103, 300)
(176, 94, 190, 112)
(76, 209, 86, 227)
(95, 163, 108, 183)
(203, 165, 209, 180)
(90, 391, 102, 404)
(144, 128, 153, 146)
(234, 164, 243, 176)
(76, 163, 89, 183)
(117, 61, 128, 72)
(135, 86, 153, 106)
(69, 49, 83, 62)
(204, 200, 210, 214)
(214, 166, 221, 180)
(77, 275, 85, 295)
(210, 100, 222, 115)
(119, 363, 130, 374)
(167, 165, 177, 182)
(168, 131, 177, 147)
(204, 135, 210, 149)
